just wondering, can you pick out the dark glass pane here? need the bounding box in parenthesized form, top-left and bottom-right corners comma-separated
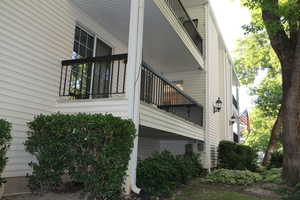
(75, 27, 80, 41)
(87, 50, 93, 58)
(79, 44, 86, 58)
(73, 41, 79, 53)
(87, 35, 94, 50)
(80, 31, 87, 45)
(95, 39, 112, 57)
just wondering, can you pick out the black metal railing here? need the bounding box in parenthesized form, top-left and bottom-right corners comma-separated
(165, 0, 203, 55)
(59, 54, 204, 126)
(59, 54, 127, 99)
(141, 63, 204, 126)
(233, 95, 239, 110)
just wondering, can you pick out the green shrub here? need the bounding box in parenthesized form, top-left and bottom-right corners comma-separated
(25, 113, 136, 199)
(261, 168, 282, 183)
(289, 184, 300, 200)
(137, 151, 202, 197)
(218, 141, 257, 171)
(0, 119, 12, 185)
(203, 169, 262, 185)
(268, 152, 283, 169)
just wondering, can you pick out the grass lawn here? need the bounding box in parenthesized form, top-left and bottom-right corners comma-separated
(171, 179, 270, 200)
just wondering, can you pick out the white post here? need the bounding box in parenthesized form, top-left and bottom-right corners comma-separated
(126, 0, 144, 195)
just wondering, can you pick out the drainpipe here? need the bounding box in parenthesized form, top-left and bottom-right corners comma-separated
(127, 0, 145, 197)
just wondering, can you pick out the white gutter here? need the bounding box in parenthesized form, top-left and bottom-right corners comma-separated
(127, 0, 145, 195)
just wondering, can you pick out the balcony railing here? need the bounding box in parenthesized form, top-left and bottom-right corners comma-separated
(59, 54, 127, 99)
(141, 63, 204, 126)
(59, 54, 203, 126)
(165, 0, 203, 55)
(233, 95, 239, 110)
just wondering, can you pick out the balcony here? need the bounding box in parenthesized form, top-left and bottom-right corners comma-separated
(233, 95, 239, 110)
(141, 63, 204, 126)
(165, 0, 204, 55)
(59, 54, 203, 126)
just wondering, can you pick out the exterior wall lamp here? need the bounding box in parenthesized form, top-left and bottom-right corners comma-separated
(230, 115, 236, 125)
(213, 97, 223, 113)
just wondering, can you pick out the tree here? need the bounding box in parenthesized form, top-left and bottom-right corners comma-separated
(255, 76, 283, 165)
(244, 108, 277, 152)
(234, 32, 282, 165)
(241, 0, 300, 184)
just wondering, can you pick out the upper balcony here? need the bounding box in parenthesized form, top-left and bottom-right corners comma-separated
(59, 54, 204, 127)
(164, 0, 203, 55)
(71, 0, 204, 73)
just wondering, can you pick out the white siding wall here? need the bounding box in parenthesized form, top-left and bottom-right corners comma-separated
(0, 0, 126, 178)
(165, 70, 205, 105)
(140, 103, 204, 141)
(138, 138, 189, 160)
(205, 10, 222, 168)
(138, 137, 160, 160)
(160, 140, 188, 155)
(203, 6, 235, 168)
(56, 99, 129, 118)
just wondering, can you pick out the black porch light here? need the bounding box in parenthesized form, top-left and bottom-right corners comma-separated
(230, 115, 236, 125)
(213, 97, 223, 113)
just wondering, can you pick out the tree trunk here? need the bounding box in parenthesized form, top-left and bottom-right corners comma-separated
(262, 109, 282, 166)
(281, 33, 300, 185)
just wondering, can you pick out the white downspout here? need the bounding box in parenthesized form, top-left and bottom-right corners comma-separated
(127, 0, 145, 195)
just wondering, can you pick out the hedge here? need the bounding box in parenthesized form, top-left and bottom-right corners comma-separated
(25, 113, 136, 199)
(203, 169, 262, 185)
(137, 151, 203, 197)
(0, 119, 12, 185)
(218, 141, 257, 171)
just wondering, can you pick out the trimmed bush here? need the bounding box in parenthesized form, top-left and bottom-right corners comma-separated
(268, 152, 283, 169)
(218, 141, 257, 171)
(25, 113, 136, 199)
(203, 169, 262, 185)
(137, 151, 202, 197)
(0, 119, 12, 185)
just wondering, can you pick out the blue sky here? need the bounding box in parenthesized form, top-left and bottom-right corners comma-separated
(210, 0, 252, 112)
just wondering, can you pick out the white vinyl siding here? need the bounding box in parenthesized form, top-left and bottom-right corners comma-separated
(0, 0, 126, 178)
(165, 70, 206, 106)
(140, 103, 204, 141)
(56, 99, 129, 118)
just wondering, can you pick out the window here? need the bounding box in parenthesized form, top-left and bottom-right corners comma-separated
(73, 26, 94, 58)
(71, 25, 113, 99)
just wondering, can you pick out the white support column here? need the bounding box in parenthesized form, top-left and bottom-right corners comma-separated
(126, 0, 145, 195)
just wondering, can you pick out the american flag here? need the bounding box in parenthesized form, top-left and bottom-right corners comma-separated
(240, 110, 250, 133)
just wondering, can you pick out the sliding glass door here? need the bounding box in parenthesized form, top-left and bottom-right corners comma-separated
(71, 26, 112, 99)
(92, 39, 112, 98)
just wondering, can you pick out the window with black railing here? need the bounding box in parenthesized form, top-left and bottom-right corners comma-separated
(59, 55, 204, 126)
(59, 54, 127, 99)
(165, 0, 204, 55)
